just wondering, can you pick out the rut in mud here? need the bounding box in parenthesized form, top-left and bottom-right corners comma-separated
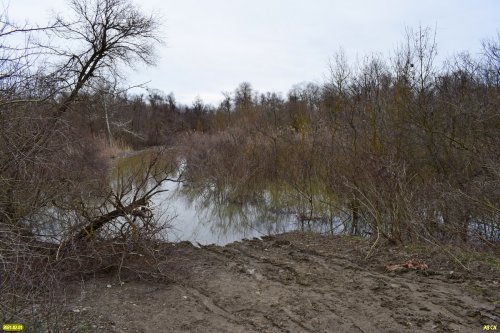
(70, 233, 499, 333)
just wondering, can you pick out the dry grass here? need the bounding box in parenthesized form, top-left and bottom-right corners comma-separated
(94, 135, 133, 160)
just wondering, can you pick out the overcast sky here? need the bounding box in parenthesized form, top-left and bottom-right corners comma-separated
(6, 0, 500, 105)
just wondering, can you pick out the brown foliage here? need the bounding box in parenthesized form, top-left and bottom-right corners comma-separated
(180, 29, 499, 246)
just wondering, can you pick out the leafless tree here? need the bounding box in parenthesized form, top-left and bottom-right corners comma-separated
(46, 0, 163, 139)
(1, 0, 163, 223)
(1, 1, 164, 329)
(327, 48, 352, 96)
(481, 32, 500, 86)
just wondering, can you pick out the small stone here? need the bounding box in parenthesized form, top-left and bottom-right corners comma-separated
(72, 309, 80, 313)
(182, 296, 188, 299)
(106, 284, 112, 288)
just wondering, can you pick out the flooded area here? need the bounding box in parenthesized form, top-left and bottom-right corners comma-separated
(152, 178, 342, 245)
(98, 152, 353, 246)
(30, 153, 352, 245)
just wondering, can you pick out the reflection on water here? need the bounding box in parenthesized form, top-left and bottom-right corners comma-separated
(32, 152, 498, 245)
(154, 181, 288, 245)
(29, 154, 357, 245)
(152, 178, 348, 246)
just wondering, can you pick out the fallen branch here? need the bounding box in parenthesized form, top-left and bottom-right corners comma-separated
(74, 196, 150, 240)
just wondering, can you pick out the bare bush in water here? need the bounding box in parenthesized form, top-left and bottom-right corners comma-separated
(180, 27, 499, 246)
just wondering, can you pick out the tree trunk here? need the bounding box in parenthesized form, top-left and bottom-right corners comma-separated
(74, 197, 149, 240)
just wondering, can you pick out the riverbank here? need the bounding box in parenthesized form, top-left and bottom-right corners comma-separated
(66, 232, 498, 332)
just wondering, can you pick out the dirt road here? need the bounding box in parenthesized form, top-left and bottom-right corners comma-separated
(71, 233, 499, 333)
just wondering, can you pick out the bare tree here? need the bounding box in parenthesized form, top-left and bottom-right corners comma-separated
(481, 32, 500, 86)
(1, 1, 165, 328)
(2, 0, 161, 169)
(53, 0, 161, 104)
(0, 0, 163, 214)
(327, 48, 352, 96)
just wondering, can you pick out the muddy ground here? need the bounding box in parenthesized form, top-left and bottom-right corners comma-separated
(67, 232, 499, 333)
